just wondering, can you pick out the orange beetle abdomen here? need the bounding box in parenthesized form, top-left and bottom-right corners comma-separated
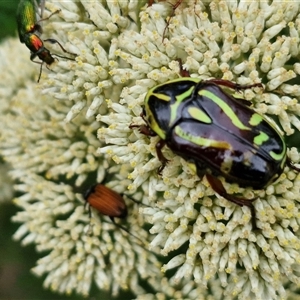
(84, 184, 127, 219)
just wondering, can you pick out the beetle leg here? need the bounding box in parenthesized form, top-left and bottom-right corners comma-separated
(156, 139, 169, 174)
(206, 174, 257, 229)
(162, 0, 184, 41)
(139, 124, 155, 136)
(140, 110, 149, 124)
(129, 122, 169, 174)
(148, 0, 155, 7)
(29, 53, 44, 82)
(37, 9, 61, 25)
(109, 217, 147, 247)
(129, 123, 157, 137)
(124, 194, 151, 207)
(287, 158, 300, 172)
(129, 111, 157, 136)
(177, 58, 190, 77)
(43, 38, 77, 57)
(205, 79, 263, 92)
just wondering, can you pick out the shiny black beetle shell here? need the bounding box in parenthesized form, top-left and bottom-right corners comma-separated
(144, 78, 287, 189)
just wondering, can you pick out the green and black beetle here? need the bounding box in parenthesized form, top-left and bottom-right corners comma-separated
(16, 0, 76, 82)
(130, 77, 299, 228)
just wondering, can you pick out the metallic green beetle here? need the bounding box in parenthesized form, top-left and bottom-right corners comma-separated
(16, 0, 75, 82)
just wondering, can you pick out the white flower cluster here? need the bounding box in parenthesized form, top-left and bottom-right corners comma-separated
(0, 37, 163, 296)
(1, 0, 300, 299)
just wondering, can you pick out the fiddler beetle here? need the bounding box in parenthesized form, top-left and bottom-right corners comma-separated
(130, 75, 300, 228)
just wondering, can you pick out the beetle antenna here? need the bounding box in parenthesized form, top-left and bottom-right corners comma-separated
(124, 194, 151, 207)
(110, 217, 148, 248)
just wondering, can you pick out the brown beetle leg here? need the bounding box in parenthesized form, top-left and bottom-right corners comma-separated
(206, 174, 257, 230)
